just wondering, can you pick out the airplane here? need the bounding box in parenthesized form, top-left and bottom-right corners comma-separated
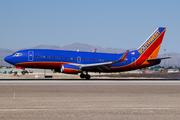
(93, 49, 97, 53)
(4, 27, 170, 79)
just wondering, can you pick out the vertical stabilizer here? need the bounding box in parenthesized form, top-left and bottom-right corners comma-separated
(137, 27, 166, 59)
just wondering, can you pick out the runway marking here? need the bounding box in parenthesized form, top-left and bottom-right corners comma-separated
(1, 80, 180, 86)
(1, 107, 180, 111)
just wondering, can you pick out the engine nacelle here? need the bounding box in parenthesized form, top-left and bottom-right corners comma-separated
(61, 64, 80, 74)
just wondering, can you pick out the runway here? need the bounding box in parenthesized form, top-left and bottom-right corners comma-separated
(1, 80, 180, 85)
(0, 80, 180, 120)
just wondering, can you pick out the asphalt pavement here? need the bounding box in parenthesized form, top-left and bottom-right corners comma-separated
(0, 80, 180, 120)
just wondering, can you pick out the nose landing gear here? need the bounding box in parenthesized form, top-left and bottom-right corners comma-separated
(80, 72, 91, 80)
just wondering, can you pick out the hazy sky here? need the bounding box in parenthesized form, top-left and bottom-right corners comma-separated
(0, 0, 179, 54)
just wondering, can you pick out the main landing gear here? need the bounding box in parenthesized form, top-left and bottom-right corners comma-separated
(21, 70, 28, 75)
(80, 72, 91, 80)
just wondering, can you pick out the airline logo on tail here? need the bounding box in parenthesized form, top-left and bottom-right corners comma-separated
(138, 29, 161, 54)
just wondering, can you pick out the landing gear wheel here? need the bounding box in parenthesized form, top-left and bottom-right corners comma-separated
(80, 72, 91, 79)
(85, 74, 90, 80)
(80, 73, 85, 78)
(22, 71, 26, 75)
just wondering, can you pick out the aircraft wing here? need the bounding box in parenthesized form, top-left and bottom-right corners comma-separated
(80, 50, 129, 72)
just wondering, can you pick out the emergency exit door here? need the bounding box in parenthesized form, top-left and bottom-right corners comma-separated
(28, 51, 34, 61)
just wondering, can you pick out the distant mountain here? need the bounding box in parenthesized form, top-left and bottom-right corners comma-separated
(31, 43, 131, 53)
(0, 43, 180, 67)
(59, 43, 128, 53)
(30, 45, 61, 50)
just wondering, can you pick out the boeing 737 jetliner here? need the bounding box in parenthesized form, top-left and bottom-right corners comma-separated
(4, 27, 169, 79)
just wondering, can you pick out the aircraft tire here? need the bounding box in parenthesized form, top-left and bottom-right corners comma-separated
(85, 75, 90, 80)
(22, 71, 25, 75)
(80, 73, 85, 78)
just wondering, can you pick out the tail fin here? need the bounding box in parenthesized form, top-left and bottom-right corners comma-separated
(93, 49, 97, 53)
(137, 27, 166, 59)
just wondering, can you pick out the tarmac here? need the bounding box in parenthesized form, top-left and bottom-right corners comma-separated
(1, 68, 180, 80)
(0, 80, 180, 120)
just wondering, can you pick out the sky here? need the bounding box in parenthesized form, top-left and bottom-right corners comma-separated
(0, 0, 180, 54)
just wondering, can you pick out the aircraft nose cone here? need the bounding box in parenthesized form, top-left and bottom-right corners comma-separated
(4, 56, 9, 62)
(4, 55, 13, 64)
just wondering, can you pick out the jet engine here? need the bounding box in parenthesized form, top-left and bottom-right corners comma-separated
(61, 64, 80, 74)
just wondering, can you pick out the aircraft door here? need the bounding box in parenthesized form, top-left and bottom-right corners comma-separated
(77, 56, 81, 63)
(28, 51, 34, 61)
(131, 57, 136, 68)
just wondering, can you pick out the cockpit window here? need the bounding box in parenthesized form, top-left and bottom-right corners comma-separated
(12, 53, 22, 56)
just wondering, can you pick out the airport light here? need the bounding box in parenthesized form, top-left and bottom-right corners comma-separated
(164, 49, 166, 68)
(167, 54, 169, 68)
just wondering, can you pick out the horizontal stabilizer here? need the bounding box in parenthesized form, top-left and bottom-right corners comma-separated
(146, 57, 171, 62)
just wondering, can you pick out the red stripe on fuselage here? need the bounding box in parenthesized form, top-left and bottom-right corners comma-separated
(15, 62, 74, 69)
